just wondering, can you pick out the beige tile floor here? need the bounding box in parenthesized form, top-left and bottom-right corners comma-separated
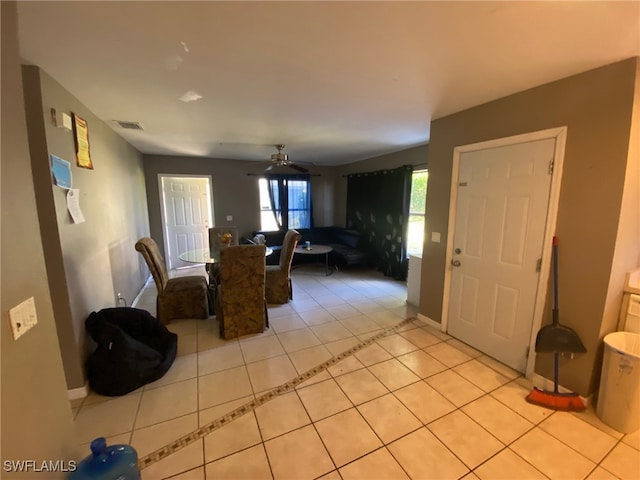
(71, 266, 640, 480)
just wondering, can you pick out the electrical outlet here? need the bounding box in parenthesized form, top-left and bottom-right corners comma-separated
(9, 297, 38, 340)
(116, 292, 127, 307)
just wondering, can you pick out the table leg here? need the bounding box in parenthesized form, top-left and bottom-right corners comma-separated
(206, 262, 219, 313)
(325, 252, 333, 276)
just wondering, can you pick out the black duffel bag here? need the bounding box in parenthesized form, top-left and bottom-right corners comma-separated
(85, 307, 177, 396)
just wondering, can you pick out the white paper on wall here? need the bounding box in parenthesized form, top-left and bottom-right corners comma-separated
(67, 188, 85, 224)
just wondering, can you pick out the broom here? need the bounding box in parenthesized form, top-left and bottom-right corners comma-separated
(526, 237, 586, 411)
(526, 352, 586, 411)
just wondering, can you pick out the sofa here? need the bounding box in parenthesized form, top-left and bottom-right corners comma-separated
(251, 226, 375, 268)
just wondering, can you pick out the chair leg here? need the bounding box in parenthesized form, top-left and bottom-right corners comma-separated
(207, 285, 215, 315)
(156, 297, 169, 324)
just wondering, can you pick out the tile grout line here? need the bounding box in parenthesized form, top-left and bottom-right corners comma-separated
(137, 316, 415, 470)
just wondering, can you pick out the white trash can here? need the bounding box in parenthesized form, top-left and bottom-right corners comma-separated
(596, 332, 640, 433)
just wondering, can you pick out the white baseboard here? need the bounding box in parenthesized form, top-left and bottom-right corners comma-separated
(68, 384, 88, 401)
(416, 313, 444, 331)
(531, 373, 590, 407)
(131, 275, 153, 308)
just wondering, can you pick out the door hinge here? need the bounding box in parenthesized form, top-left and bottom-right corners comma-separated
(526, 346, 531, 358)
(536, 258, 542, 272)
(548, 159, 554, 175)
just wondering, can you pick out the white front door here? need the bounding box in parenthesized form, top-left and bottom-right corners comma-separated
(160, 176, 214, 270)
(447, 137, 556, 372)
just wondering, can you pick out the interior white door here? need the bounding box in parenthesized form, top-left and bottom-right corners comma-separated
(160, 176, 213, 270)
(448, 138, 555, 372)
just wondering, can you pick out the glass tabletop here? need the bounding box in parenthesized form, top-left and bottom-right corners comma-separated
(178, 248, 217, 264)
(179, 246, 273, 264)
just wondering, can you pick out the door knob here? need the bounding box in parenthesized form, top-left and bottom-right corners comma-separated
(451, 260, 461, 267)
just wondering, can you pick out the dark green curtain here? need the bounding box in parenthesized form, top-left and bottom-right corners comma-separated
(346, 165, 413, 280)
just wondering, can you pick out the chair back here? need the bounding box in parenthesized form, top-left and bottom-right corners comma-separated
(209, 226, 239, 249)
(218, 244, 267, 338)
(135, 237, 169, 292)
(280, 229, 302, 272)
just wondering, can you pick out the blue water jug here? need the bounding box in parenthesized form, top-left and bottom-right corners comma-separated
(68, 437, 140, 480)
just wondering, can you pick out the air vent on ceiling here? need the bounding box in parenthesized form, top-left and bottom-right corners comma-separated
(113, 120, 143, 130)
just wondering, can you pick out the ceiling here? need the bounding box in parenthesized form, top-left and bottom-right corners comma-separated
(16, 1, 640, 166)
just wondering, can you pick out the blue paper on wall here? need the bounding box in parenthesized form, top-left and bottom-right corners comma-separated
(50, 154, 72, 189)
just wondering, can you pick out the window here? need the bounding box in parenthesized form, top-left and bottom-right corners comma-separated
(259, 176, 312, 231)
(259, 179, 278, 231)
(407, 170, 428, 256)
(286, 179, 311, 229)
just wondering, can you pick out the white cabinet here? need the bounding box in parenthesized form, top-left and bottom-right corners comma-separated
(407, 254, 422, 306)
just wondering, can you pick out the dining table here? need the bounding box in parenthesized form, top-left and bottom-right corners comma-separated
(178, 246, 273, 265)
(179, 245, 273, 308)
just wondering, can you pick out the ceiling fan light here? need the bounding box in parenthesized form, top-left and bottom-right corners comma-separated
(271, 153, 288, 163)
(265, 144, 307, 171)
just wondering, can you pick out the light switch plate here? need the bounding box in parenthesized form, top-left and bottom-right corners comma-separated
(226, 215, 233, 221)
(431, 232, 441, 243)
(9, 297, 38, 340)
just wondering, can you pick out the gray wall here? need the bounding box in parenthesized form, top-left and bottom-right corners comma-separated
(1, 2, 76, 473)
(421, 58, 638, 395)
(21, 67, 149, 390)
(143, 155, 339, 256)
(335, 144, 429, 226)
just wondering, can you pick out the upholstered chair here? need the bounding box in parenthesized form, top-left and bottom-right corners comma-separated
(209, 226, 239, 250)
(215, 245, 268, 339)
(207, 226, 239, 285)
(265, 229, 301, 304)
(135, 237, 209, 324)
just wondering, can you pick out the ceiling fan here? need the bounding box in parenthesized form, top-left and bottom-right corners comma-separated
(265, 144, 309, 173)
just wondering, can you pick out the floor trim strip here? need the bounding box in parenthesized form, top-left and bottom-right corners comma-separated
(138, 316, 415, 470)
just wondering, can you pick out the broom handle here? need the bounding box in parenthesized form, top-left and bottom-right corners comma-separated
(553, 237, 561, 394)
(552, 236, 559, 327)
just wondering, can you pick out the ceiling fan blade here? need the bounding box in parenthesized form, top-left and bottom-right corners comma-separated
(289, 163, 309, 173)
(265, 163, 274, 171)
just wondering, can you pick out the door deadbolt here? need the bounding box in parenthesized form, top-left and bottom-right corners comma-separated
(451, 260, 461, 267)
(454, 248, 462, 254)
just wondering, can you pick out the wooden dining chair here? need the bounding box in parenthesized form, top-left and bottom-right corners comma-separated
(215, 245, 268, 339)
(135, 237, 209, 324)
